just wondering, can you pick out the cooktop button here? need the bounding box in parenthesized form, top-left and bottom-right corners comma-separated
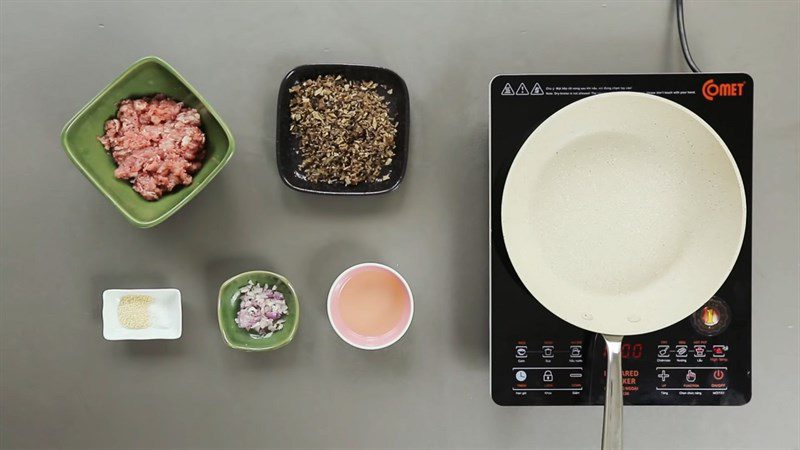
(701, 306, 720, 326)
(515, 370, 527, 382)
(542, 346, 554, 358)
(570, 346, 582, 358)
(691, 297, 732, 336)
(694, 345, 706, 358)
(712, 345, 728, 357)
(657, 345, 670, 357)
(676, 345, 688, 357)
(515, 346, 528, 358)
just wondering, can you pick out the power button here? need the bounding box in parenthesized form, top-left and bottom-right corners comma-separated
(713, 369, 726, 381)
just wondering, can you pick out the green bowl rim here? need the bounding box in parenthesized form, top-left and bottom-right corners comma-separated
(217, 270, 300, 351)
(59, 55, 236, 228)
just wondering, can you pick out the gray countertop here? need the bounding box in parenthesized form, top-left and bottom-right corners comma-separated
(1, 2, 798, 449)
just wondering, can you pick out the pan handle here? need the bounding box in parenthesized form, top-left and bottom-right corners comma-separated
(602, 334, 624, 450)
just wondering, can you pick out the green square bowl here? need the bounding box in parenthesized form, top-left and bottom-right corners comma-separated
(218, 271, 300, 351)
(60, 56, 235, 228)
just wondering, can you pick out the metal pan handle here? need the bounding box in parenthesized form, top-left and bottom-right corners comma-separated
(602, 334, 624, 450)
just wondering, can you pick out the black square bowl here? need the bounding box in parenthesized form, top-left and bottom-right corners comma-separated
(277, 64, 410, 195)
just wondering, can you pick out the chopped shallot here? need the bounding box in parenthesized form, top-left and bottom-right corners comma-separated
(234, 281, 289, 336)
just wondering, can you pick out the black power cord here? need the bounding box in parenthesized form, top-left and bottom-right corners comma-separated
(676, 0, 702, 73)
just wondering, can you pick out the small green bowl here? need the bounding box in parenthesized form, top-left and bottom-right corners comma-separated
(218, 271, 300, 351)
(60, 56, 235, 228)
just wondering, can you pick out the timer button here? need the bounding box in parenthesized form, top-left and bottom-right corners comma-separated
(691, 297, 731, 336)
(515, 370, 527, 382)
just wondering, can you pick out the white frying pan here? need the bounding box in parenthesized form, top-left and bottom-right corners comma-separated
(501, 92, 746, 449)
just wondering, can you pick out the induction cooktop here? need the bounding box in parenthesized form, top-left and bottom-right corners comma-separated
(489, 74, 752, 406)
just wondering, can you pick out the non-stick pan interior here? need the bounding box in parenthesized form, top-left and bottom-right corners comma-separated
(501, 92, 746, 336)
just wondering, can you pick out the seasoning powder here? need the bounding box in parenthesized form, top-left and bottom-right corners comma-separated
(118, 294, 153, 329)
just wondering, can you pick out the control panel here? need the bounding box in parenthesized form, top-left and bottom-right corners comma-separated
(495, 298, 750, 406)
(511, 339, 585, 395)
(503, 340, 742, 405)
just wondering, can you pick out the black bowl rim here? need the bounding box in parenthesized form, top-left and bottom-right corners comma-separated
(276, 63, 410, 196)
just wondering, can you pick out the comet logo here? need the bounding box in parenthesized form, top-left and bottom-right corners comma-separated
(702, 79, 746, 101)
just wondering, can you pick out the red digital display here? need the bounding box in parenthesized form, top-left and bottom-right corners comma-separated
(621, 343, 643, 359)
(603, 343, 644, 359)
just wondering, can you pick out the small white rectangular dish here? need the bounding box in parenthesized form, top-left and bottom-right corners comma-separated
(102, 289, 182, 340)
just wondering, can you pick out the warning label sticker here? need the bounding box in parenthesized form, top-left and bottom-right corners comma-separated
(497, 81, 696, 97)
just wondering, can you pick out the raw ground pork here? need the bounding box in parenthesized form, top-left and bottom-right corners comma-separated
(98, 95, 206, 200)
